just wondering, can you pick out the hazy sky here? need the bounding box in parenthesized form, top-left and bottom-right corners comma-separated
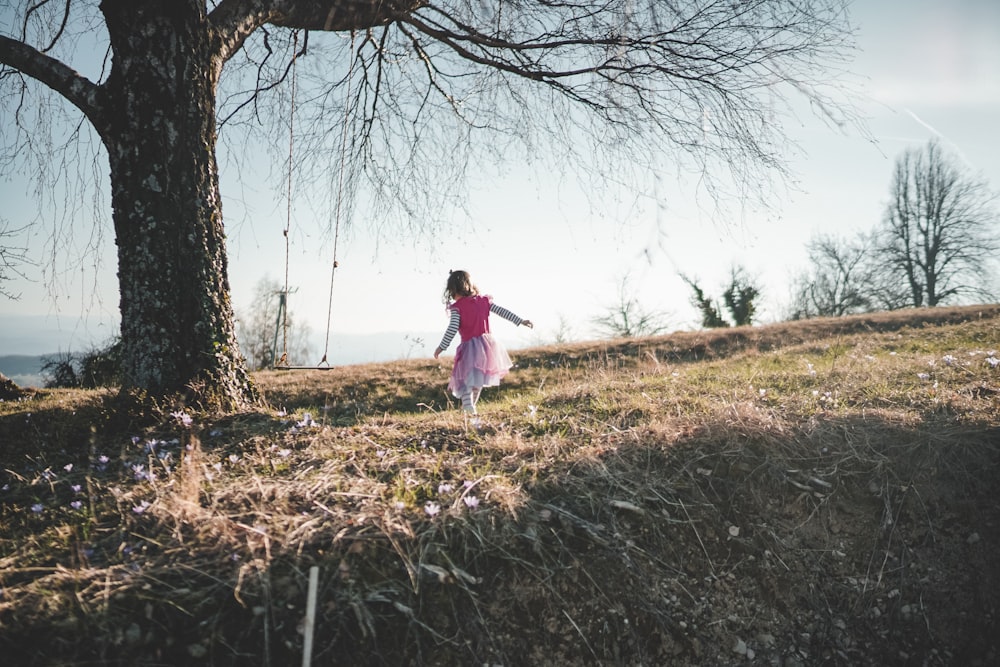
(2, 0, 999, 362)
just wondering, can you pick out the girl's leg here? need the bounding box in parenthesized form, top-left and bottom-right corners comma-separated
(470, 387, 482, 408)
(460, 386, 477, 414)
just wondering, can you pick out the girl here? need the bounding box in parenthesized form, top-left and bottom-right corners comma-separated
(434, 270, 533, 415)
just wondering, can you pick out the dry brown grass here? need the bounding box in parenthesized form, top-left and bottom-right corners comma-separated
(1, 305, 998, 665)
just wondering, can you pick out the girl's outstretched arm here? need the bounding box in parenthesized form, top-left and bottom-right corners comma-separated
(435, 309, 461, 358)
(490, 303, 531, 328)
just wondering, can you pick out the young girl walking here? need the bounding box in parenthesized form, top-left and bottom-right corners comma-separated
(433, 270, 533, 415)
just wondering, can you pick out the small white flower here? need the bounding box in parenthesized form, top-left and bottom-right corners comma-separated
(228, 454, 240, 463)
(942, 354, 956, 366)
(987, 356, 999, 368)
(71, 484, 82, 494)
(278, 449, 291, 458)
(463, 480, 475, 489)
(31, 503, 44, 513)
(132, 500, 150, 514)
(424, 502, 441, 517)
(70, 500, 83, 510)
(294, 413, 316, 429)
(63, 463, 73, 472)
(438, 483, 454, 495)
(394, 501, 406, 510)
(917, 373, 930, 381)
(463, 495, 480, 509)
(170, 411, 193, 427)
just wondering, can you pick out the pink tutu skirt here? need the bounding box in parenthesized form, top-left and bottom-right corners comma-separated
(448, 333, 513, 398)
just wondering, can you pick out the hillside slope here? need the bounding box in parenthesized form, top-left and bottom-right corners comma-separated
(1, 305, 998, 666)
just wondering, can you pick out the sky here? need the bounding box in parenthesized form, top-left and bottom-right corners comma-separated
(2, 0, 999, 365)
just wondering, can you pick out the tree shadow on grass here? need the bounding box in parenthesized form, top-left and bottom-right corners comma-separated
(1, 404, 997, 666)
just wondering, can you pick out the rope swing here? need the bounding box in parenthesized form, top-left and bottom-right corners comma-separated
(273, 30, 356, 371)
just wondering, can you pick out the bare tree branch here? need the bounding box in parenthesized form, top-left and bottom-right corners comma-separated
(0, 34, 102, 126)
(786, 232, 876, 319)
(0, 222, 31, 299)
(593, 272, 670, 338)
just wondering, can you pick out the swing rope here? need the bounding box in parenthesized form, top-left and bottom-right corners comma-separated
(276, 30, 356, 370)
(278, 31, 299, 369)
(318, 31, 357, 366)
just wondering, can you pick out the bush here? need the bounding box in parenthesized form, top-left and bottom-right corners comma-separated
(41, 338, 123, 388)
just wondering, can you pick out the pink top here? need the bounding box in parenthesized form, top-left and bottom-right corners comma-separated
(449, 295, 493, 342)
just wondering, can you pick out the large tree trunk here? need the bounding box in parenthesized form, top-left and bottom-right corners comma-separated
(101, 0, 258, 410)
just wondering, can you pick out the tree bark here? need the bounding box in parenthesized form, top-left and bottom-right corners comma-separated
(100, 0, 258, 410)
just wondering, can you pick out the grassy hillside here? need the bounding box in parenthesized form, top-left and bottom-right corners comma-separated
(1, 305, 998, 666)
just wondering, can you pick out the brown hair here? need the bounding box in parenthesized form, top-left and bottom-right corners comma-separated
(444, 269, 478, 303)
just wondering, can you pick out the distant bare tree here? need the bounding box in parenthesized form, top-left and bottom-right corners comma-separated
(787, 232, 876, 319)
(875, 140, 999, 308)
(592, 274, 670, 339)
(551, 314, 575, 345)
(865, 264, 914, 312)
(236, 277, 313, 371)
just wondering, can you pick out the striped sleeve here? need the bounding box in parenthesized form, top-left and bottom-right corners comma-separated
(490, 303, 524, 326)
(437, 309, 461, 351)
